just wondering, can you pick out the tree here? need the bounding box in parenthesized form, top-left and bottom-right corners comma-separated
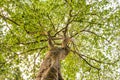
(0, 0, 120, 80)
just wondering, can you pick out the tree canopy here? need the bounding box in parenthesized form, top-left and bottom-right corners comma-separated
(0, 0, 120, 80)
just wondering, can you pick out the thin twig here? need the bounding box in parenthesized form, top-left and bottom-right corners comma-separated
(20, 46, 47, 54)
(71, 26, 89, 38)
(5, 20, 20, 43)
(47, 14, 56, 31)
(71, 29, 110, 43)
(77, 52, 117, 65)
(54, 27, 65, 37)
(71, 43, 118, 65)
(54, 8, 80, 37)
(82, 30, 110, 43)
(63, 8, 73, 37)
(0, 14, 20, 26)
(71, 50, 100, 70)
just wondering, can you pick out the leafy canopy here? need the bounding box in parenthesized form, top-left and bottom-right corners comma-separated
(0, 0, 120, 80)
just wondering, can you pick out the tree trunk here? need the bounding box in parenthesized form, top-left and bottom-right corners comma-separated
(36, 47, 69, 80)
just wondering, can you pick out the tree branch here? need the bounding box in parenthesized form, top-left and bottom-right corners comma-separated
(71, 26, 89, 38)
(77, 52, 118, 65)
(82, 30, 110, 43)
(0, 62, 6, 68)
(71, 42, 118, 65)
(53, 27, 65, 37)
(63, 8, 73, 38)
(18, 41, 39, 45)
(20, 46, 47, 54)
(53, 9, 80, 37)
(71, 50, 100, 70)
(5, 21, 20, 43)
(71, 28, 110, 43)
(0, 14, 20, 26)
(47, 14, 56, 31)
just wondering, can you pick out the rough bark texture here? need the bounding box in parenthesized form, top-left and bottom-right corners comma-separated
(36, 47, 69, 80)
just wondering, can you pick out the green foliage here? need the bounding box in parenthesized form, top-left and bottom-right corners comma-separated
(0, 0, 120, 80)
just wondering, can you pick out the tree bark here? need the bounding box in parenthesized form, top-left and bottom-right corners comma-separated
(36, 47, 69, 80)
